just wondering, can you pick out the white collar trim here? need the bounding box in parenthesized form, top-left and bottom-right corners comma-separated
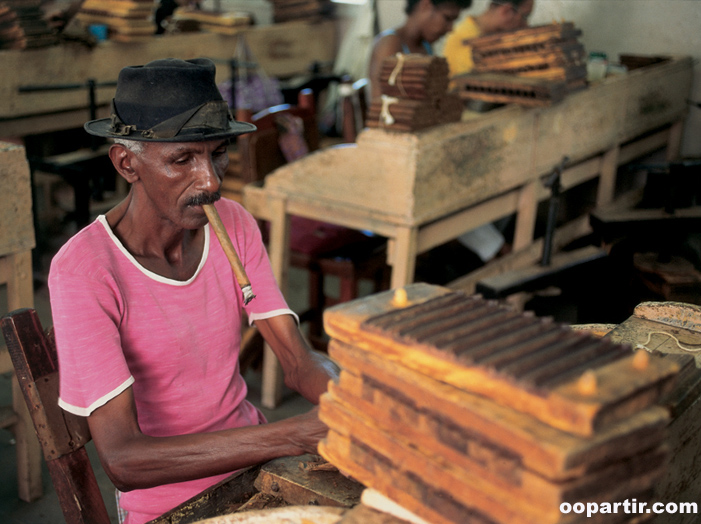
(97, 215, 210, 286)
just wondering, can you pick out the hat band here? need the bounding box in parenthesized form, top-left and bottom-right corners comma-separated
(109, 100, 233, 139)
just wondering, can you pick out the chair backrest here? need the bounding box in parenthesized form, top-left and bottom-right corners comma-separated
(235, 88, 318, 184)
(1, 308, 111, 524)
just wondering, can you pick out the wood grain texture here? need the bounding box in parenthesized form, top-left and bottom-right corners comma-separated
(0, 142, 34, 257)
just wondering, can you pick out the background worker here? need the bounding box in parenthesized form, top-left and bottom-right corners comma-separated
(368, 0, 473, 100)
(48, 58, 338, 524)
(442, 0, 534, 77)
(438, 0, 533, 266)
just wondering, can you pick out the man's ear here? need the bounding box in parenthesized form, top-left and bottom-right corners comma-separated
(109, 143, 139, 184)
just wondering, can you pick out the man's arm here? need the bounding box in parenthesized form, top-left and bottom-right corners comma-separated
(254, 314, 339, 402)
(86, 316, 334, 493)
(368, 34, 403, 102)
(87, 386, 327, 492)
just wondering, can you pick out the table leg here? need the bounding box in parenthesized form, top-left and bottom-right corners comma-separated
(261, 196, 290, 409)
(389, 227, 418, 289)
(665, 120, 684, 162)
(596, 146, 620, 208)
(513, 180, 538, 252)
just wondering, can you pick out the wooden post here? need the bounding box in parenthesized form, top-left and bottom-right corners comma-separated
(0, 141, 42, 502)
(665, 120, 684, 162)
(512, 180, 539, 252)
(261, 195, 290, 409)
(389, 227, 418, 289)
(596, 146, 620, 208)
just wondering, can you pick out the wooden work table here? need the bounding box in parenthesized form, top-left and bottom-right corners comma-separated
(244, 56, 694, 408)
(0, 20, 335, 138)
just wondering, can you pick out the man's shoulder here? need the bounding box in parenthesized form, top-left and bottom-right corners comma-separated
(50, 218, 112, 275)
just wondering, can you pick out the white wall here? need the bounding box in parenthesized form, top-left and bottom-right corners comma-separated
(344, 0, 701, 155)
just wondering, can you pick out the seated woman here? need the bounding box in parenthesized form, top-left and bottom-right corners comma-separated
(368, 0, 473, 101)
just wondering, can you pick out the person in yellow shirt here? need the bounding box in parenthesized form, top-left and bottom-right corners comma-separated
(368, 0, 473, 101)
(443, 0, 534, 77)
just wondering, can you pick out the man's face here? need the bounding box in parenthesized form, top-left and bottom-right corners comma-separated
(130, 139, 229, 229)
(497, 0, 533, 32)
(422, 2, 463, 43)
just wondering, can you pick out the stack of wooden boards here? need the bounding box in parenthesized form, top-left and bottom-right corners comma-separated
(75, 0, 154, 42)
(453, 22, 587, 107)
(170, 8, 251, 35)
(270, 0, 333, 23)
(320, 283, 687, 524)
(367, 54, 462, 132)
(0, 0, 58, 49)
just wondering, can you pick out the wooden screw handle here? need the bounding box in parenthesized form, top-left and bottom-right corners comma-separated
(203, 204, 256, 305)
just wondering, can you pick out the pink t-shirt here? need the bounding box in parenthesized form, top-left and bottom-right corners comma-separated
(48, 199, 295, 523)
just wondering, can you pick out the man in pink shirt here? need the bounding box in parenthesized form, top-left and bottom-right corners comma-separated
(48, 57, 339, 524)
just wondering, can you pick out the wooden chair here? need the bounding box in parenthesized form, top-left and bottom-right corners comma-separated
(231, 89, 388, 350)
(2, 308, 260, 523)
(1, 308, 111, 524)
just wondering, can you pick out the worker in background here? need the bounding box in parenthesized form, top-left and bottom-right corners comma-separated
(48, 58, 338, 524)
(433, 0, 533, 267)
(442, 0, 534, 77)
(368, 0, 473, 101)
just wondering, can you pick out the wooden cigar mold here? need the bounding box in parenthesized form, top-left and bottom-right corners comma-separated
(367, 55, 462, 132)
(319, 283, 695, 524)
(454, 22, 589, 107)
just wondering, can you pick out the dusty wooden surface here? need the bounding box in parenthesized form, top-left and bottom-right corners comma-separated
(254, 454, 363, 508)
(260, 57, 692, 225)
(0, 142, 34, 258)
(601, 301, 701, 519)
(191, 506, 346, 524)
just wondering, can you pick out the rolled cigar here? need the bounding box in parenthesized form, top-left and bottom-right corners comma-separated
(202, 204, 256, 305)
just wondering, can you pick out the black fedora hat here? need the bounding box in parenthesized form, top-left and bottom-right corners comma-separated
(84, 57, 256, 142)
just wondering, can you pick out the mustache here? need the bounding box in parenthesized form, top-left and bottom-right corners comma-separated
(187, 192, 221, 207)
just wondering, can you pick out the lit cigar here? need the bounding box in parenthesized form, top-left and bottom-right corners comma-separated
(202, 204, 256, 305)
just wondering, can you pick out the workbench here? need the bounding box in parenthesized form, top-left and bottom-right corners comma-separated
(243, 56, 693, 408)
(0, 20, 336, 138)
(0, 142, 42, 502)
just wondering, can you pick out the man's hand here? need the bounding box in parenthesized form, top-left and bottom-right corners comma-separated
(285, 407, 329, 455)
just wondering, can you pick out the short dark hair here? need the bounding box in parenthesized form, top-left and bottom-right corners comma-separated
(406, 0, 472, 15)
(490, 0, 528, 7)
